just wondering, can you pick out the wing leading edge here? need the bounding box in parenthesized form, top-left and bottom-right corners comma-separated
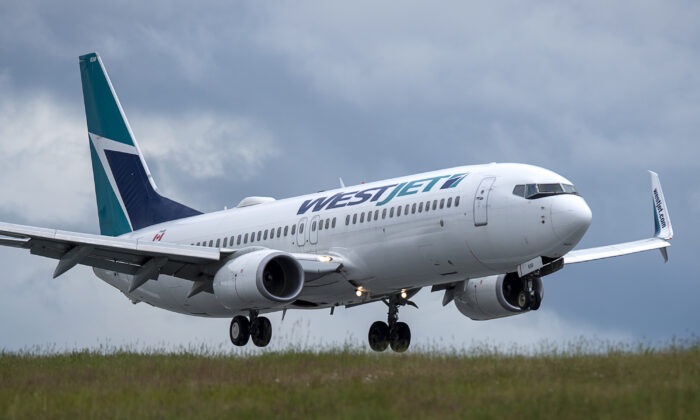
(563, 171, 672, 265)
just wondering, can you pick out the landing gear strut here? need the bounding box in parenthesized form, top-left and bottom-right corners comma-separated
(368, 294, 416, 353)
(229, 311, 272, 347)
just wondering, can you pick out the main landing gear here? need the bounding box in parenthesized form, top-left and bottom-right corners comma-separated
(368, 294, 417, 353)
(516, 275, 542, 311)
(229, 311, 272, 347)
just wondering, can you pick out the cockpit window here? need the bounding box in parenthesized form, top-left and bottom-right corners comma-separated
(513, 183, 578, 199)
(512, 184, 525, 197)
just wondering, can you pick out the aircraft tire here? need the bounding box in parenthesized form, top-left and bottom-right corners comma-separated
(530, 292, 542, 310)
(390, 322, 411, 353)
(230, 316, 250, 346)
(368, 321, 390, 352)
(251, 316, 272, 347)
(517, 290, 530, 310)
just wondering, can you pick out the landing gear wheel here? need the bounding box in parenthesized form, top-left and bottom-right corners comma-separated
(368, 321, 390, 352)
(517, 290, 530, 310)
(251, 316, 272, 347)
(230, 316, 250, 346)
(390, 322, 411, 353)
(530, 292, 542, 310)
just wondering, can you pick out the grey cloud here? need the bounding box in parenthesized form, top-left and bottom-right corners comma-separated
(0, 1, 699, 351)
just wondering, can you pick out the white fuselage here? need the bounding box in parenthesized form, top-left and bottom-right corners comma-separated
(94, 163, 592, 317)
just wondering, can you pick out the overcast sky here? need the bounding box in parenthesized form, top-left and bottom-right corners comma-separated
(1, 1, 698, 353)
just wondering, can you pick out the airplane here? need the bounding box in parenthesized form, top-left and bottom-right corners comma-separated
(0, 52, 674, 352)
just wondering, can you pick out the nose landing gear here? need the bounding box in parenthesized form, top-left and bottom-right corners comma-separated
(229, 311, 272, 348)
(368, 294, 417, 353)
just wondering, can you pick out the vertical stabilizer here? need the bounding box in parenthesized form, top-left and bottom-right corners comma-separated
(79, 52, 201, 236)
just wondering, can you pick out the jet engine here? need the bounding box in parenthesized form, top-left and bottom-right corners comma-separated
(453, 273, 543, 320)
(213, 250, 304, 310)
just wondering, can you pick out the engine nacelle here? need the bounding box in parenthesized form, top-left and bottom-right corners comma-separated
(213, 250, 304, 310)
(454, 273, 543, 320)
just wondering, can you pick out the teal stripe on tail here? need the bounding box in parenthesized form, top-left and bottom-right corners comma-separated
(79, 52, 201, 237)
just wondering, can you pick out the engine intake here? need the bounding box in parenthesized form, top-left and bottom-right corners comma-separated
(454, 272, 543, 320)
(213, 250, 304, 310)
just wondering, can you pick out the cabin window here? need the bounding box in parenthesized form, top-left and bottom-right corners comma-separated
(325, 219, 330, 229)
(425, 201, 430, 211)
(196, 242, 200, 246)
(404, 204, 410, 215)
(263, 230, 268, 240)
(291, 224, 296, 235)
(216, 239, 221, 248)
(284, 226, 289, 236)
(300, 223, 305, 234)
(271, 228, 276, 239)
(418, 202, 423, 213)
(250, 231, 255, 242)
(382, 209, 387, 219)
(360, 213, 365, 223)
(367, 211, 372, 222)
(440, 198, 445, 209)
(312, 221, 317, 231)
(257, 231, 262, 241)
(237, 235, 242, 245)
(374, 210, 379, 220)
(412, 203, 417, 214)
(455, 196, 461, 207)
(346, 215, 350, 225)
(390, 207, 395, 217)
(433, 199, 438, 209)
(332, 217, 336, 228)
(277, 227, 282, 237)
(353, 214, 357, 224)
(222, 238, 227, 248)
(319, 221, 323, 231)
(208, 240, 214, 247)
(397, 206, 402, 217)
(447, 197, 452, 208)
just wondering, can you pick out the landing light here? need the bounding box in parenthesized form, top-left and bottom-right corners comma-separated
(319, 255, 333, 263)
(400, 289, 407, 299)
(356, 287, 365, 297)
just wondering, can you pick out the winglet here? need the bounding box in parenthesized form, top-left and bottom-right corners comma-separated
(650, 171, 673, 240)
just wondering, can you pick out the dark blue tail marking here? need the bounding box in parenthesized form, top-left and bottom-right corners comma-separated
(104, 150, 202, 230)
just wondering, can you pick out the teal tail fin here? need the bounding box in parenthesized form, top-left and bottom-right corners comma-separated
(79, 52, 201, 236)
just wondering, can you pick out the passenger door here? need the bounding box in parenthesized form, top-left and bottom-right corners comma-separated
(474, 177, 496, 226)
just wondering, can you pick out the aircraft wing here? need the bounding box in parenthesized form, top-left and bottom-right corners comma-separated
(0, 221, 342, 291)
(563, 171, 673, 265)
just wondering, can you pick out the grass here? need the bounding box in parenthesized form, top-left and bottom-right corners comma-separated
(1, 341, 699, 419)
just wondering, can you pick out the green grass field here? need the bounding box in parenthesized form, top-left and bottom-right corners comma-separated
(1, 344, 699, 419)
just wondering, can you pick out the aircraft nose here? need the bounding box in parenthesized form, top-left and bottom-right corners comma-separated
(550, 196, 592, 246)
